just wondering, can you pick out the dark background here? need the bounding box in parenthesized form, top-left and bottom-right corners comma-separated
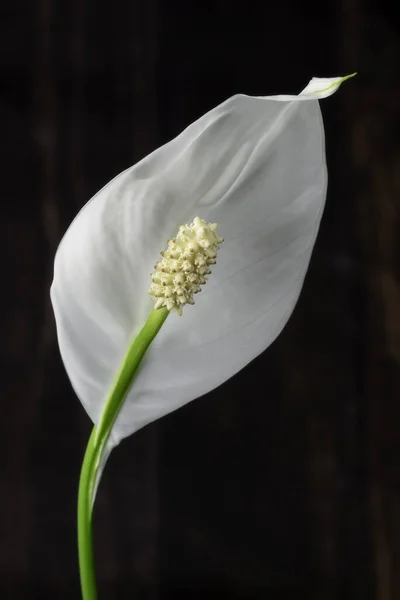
(1, 0, 399, 598)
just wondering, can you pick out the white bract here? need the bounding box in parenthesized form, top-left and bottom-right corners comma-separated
(51, 76, 351, 449)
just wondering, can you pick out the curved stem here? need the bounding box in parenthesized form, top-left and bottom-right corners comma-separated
(78, 427, 98, 600)
(77, 308, 169, 600)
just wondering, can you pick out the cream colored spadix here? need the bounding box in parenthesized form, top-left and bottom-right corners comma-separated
(149, 217, 223, 315)
(51, 75, 354, 450)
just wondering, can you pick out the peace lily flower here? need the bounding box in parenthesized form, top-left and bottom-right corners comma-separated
(50, 74, 355, 600)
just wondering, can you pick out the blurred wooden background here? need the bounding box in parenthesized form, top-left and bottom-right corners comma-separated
(1, 0, 399, 598)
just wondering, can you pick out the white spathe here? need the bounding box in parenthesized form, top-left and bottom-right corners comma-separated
(51, 76, 349, 446)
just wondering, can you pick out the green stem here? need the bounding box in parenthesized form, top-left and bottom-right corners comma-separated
(77, 307, 169, 600)
(78, 427, 98, 600)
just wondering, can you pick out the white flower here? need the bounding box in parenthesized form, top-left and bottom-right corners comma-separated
(51, 75, 354, 449)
